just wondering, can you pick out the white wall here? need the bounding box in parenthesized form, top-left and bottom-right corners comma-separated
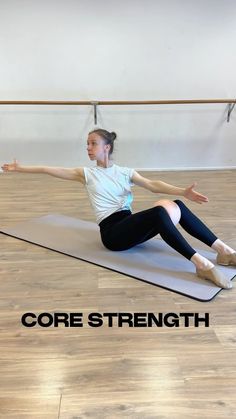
(0, 0, 235, 169)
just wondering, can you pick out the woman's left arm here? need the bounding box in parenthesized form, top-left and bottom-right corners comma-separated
(131, 171, 209, 204)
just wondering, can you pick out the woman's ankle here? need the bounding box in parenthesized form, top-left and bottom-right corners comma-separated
(211, 239, 235, 256)
(191, 253, 214, 271)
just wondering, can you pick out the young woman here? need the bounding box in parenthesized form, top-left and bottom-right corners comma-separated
(2, 129, 235, 289)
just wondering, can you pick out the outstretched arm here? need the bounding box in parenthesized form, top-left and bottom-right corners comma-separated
(131, 170, 208, 204)
(1, 159, 85, 183)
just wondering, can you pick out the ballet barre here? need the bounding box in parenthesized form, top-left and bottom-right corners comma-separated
(0, 99, 235, 124)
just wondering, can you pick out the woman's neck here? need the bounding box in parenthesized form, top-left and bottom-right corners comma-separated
(96, 160, 113, 168)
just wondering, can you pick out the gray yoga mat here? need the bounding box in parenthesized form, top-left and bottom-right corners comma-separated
(1, 214, 235, 301)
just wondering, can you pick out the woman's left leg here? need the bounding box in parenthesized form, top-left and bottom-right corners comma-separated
(172, 199, 236, 265)
(101, 204, 232, 288)
(152, 199, 234, 288)
(153, 199, 215, 271)
(154, 198, 235, 260)
(153, 199, 181, 226)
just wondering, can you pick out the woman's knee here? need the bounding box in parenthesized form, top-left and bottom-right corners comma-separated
(153, 199, 181, 225)
(174, 199, 186, 209)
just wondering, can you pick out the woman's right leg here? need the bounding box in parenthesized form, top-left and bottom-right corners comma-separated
(100, 207, 232, 289)
(101, 206, 196, 259)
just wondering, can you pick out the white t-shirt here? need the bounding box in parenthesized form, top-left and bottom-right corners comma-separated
(83, 164, 135, 224)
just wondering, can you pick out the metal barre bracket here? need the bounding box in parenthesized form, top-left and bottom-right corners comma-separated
(227, 103, 235, 122)
(91, 101, 99, 125)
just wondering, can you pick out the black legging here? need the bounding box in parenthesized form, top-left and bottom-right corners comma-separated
(99, 199, 218, 260)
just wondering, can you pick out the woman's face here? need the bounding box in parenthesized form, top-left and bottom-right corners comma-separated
(87, 133, 110, 161)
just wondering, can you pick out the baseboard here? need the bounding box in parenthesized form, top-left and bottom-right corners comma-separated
(135, 166, 236, 172)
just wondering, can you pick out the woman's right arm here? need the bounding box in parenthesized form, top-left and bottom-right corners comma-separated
(1, 159, 85, 184)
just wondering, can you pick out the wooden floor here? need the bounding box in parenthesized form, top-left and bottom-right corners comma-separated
(0, 169, 235, 419)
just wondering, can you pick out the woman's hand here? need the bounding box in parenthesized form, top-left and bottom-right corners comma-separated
(184, 182, 209, 204)
(1, 159, 20, 172)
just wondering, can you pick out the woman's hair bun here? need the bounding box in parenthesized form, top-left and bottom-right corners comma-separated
(110, 131, 117, 141)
